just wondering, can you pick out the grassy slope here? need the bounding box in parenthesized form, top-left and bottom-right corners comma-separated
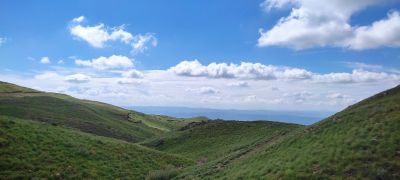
(0, 116, 193, 179)
(0, 81, 193, 143)
(0, 81, 38, 93)
(145, 120, 303, 163)
(182, 85, 400, 179)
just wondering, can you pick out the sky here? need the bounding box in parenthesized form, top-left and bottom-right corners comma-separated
(0, 0, 399, 112)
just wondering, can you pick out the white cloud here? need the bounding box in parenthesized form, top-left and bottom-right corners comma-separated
(40, 57, 51, 64)
(72, 16, 85, 23)
(0, 37, 6, 46)
(348, 11, 400, 50)
(314, 69, 398, 83)
(343, 61, 400, 74)
(244, 95, 257, 102)
(170, 60, 400, 83)
(75, 55, 134, 70)
(229, 81, 249, 87)
(169, 60, 314, 80)
(34, 72, 60, 80)
(2, 62, 399, 112)
(131, 33, 158, 53)
(69, 16, 157, 52)
(117, 78, 145, 85)
(281, 68, 313, 79)
(169, 60, 278, 79)
(2, 58, 399, 112)
(327, 92, 347, 99)
(186, 86, 220, 95)
(121, 69, 144, 78)
(64, 73, 91, 83)
(260, 0, 298, 10)
(282, 91, 314, 104)
(258, 0, 400, 50)
(57, 60, 64, 64)
(70, 23, 132, 48)
(343, 62, 382, 71)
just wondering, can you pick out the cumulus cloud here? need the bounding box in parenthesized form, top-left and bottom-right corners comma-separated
(169, 60, 277, 79)
(69, 16, 157, 52)
(169, 60, 313, 80)
(131, 33, 158, 53)
(40, 57, 51, 64)
(70, 23, 132, 48)
(169, 60, 400, 83)
(121, 69, 144, 78)
(258, 0, 400, 50)
(72, 16, 85, 23)
(75, 55, 134, 70)
(348, 11, 400, 50)
(64, 73, 91, 83)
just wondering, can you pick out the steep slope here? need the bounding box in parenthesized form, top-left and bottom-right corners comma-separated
(144, 120, 303, 163)
(0, 81, 193, 143)
(0, 116, 192, 179)
(182, 85, 400, 179)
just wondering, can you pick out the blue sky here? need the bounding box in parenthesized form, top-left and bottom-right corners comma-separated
(0, 0, 399, 111)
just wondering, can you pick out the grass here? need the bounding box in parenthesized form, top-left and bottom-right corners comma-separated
(0, 81, 38, 93)
(0, 116, 193, 179)
(0, 81, 194, 143)
(180, 85, 400, 179)
(145, 120, 302, 162)
(1, 81, 399, 179)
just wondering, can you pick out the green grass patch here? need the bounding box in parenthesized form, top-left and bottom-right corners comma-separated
(0, 116, 193, 179)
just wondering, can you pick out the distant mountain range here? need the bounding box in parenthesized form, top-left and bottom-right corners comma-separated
(127, 106, 335, 125)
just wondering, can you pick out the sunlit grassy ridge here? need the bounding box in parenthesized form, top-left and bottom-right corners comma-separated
(179, 85, 400, 179)
(0, 116, 193, 179)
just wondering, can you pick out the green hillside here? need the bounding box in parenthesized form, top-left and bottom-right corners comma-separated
(1, 80, 399, 179)
(0, 81, 193, 143)
(181, 85, 400, 179)
(0, 116, 193, 179)
(145, 120, 302, 162)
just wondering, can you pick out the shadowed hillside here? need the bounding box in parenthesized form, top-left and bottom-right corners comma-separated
(0, 81, 196, 143)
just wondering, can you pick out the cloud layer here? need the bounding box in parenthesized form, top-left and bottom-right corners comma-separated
(169, 60, 399, 83)
(2, 59, 399, 111)
(258, 0, 400, 50)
